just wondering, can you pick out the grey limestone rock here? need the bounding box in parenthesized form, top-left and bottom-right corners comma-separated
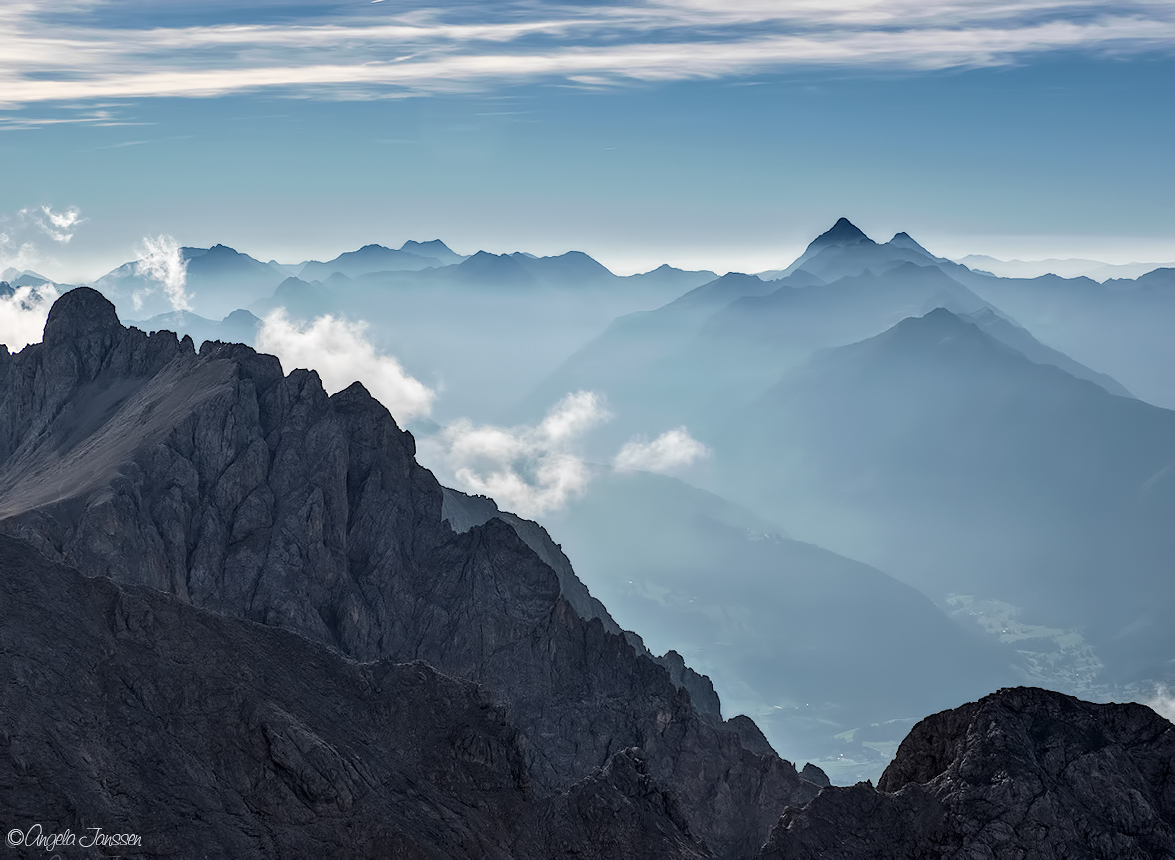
(0, 528, 707, 859)
(760, 687, 1175, 859)
(442, 486, 726, 724)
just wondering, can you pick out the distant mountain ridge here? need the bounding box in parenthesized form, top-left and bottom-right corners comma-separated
(715, 306, 1175, 685)
(960, 253, 1175, 281)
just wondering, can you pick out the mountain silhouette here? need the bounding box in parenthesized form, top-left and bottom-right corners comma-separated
(716, 307, 1175, 684)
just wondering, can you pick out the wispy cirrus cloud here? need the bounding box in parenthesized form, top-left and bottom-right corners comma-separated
(1, 1, 1173, 106)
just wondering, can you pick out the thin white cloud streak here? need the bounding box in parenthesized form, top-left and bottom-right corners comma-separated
(614, 427, 710, 474)
(256, 310, 435, 420)
(134, 235, 191, 312)
(1, 3, 1174, 104)
(0, 283, 60, 352)
(428, 391, 609, 517)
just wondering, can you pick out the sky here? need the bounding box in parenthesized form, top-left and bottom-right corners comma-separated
(2, 0, 1174, 281)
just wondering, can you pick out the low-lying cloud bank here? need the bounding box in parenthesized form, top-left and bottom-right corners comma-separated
(0, 283, 61, 352)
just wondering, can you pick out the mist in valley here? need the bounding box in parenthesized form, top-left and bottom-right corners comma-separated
(6, 217, 1172, 783)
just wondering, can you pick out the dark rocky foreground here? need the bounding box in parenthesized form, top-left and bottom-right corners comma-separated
(0, 289, 817, 858)
(3, 289, 1173, 859)
(0, 532, 705, 859)
(760, 687, 1175, 859)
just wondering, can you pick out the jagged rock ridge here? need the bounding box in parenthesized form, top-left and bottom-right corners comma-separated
(441, 486, 725, 723)
(0, 287, 819, 858)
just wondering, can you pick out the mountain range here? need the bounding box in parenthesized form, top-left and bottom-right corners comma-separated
(79, 218, 1175, 722)
(2, 286, 1173, 858)
(0, 288, 825, 858)
(711, 306, 1175, 688)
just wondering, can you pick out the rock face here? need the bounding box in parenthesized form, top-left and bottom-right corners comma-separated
(760, 687, 1175, 859)
(0, 288, 817, 858)
(0, 532, 705, 860)
(442, 486, 725, 723)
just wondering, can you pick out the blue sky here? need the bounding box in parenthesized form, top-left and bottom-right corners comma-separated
(2, 0, 1173, 280)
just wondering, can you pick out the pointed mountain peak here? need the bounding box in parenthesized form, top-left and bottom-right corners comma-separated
(887, 232, 934, 257)
(811, 217, 871, 248)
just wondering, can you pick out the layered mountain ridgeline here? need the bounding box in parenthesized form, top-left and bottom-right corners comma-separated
(0, 288, 821, 858)
(714, 307, 1175, 685)
(78, 242, 712, 422)
(126, 308, 262, 349)
(513, 218, 1131, 448)
(760, 687, 1175, 860)
(0, 532, 706, 860)
(1, 268, 54, 289)
(523, 468, 1015, 782)
(957, 266, 1175, 409)
(298, 241, 460, 280)
(96, 244, 288, 320)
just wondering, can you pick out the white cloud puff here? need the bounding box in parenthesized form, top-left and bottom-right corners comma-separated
(1145, 685, 1175, 725)
(428, 391, 610, 517)
(134, 234, 191, 312)
(0, 282, 60, 352)
(614, 426, 710, 474)
(256, 309, 435, 420)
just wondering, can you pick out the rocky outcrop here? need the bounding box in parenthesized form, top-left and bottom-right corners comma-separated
(0, 532, 706, 859)
(760, 687, 1175, 859)
(0, 288, 817, 858)
(442, 487, 725, 723)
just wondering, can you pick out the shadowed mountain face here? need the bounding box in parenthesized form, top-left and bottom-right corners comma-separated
(713, 308, 1175, 685)
(956, 266, 1175, 408)
(760, 687, 1175, 860)
(0, 532, 707, 860)
(960, 306, 1132, 398)
(0, 288, 821, 859)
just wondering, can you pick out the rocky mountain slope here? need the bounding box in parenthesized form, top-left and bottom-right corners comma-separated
(0, 531, 706, 860)
(760, 687, 1175, 859)
(0, 288, 819, 858)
